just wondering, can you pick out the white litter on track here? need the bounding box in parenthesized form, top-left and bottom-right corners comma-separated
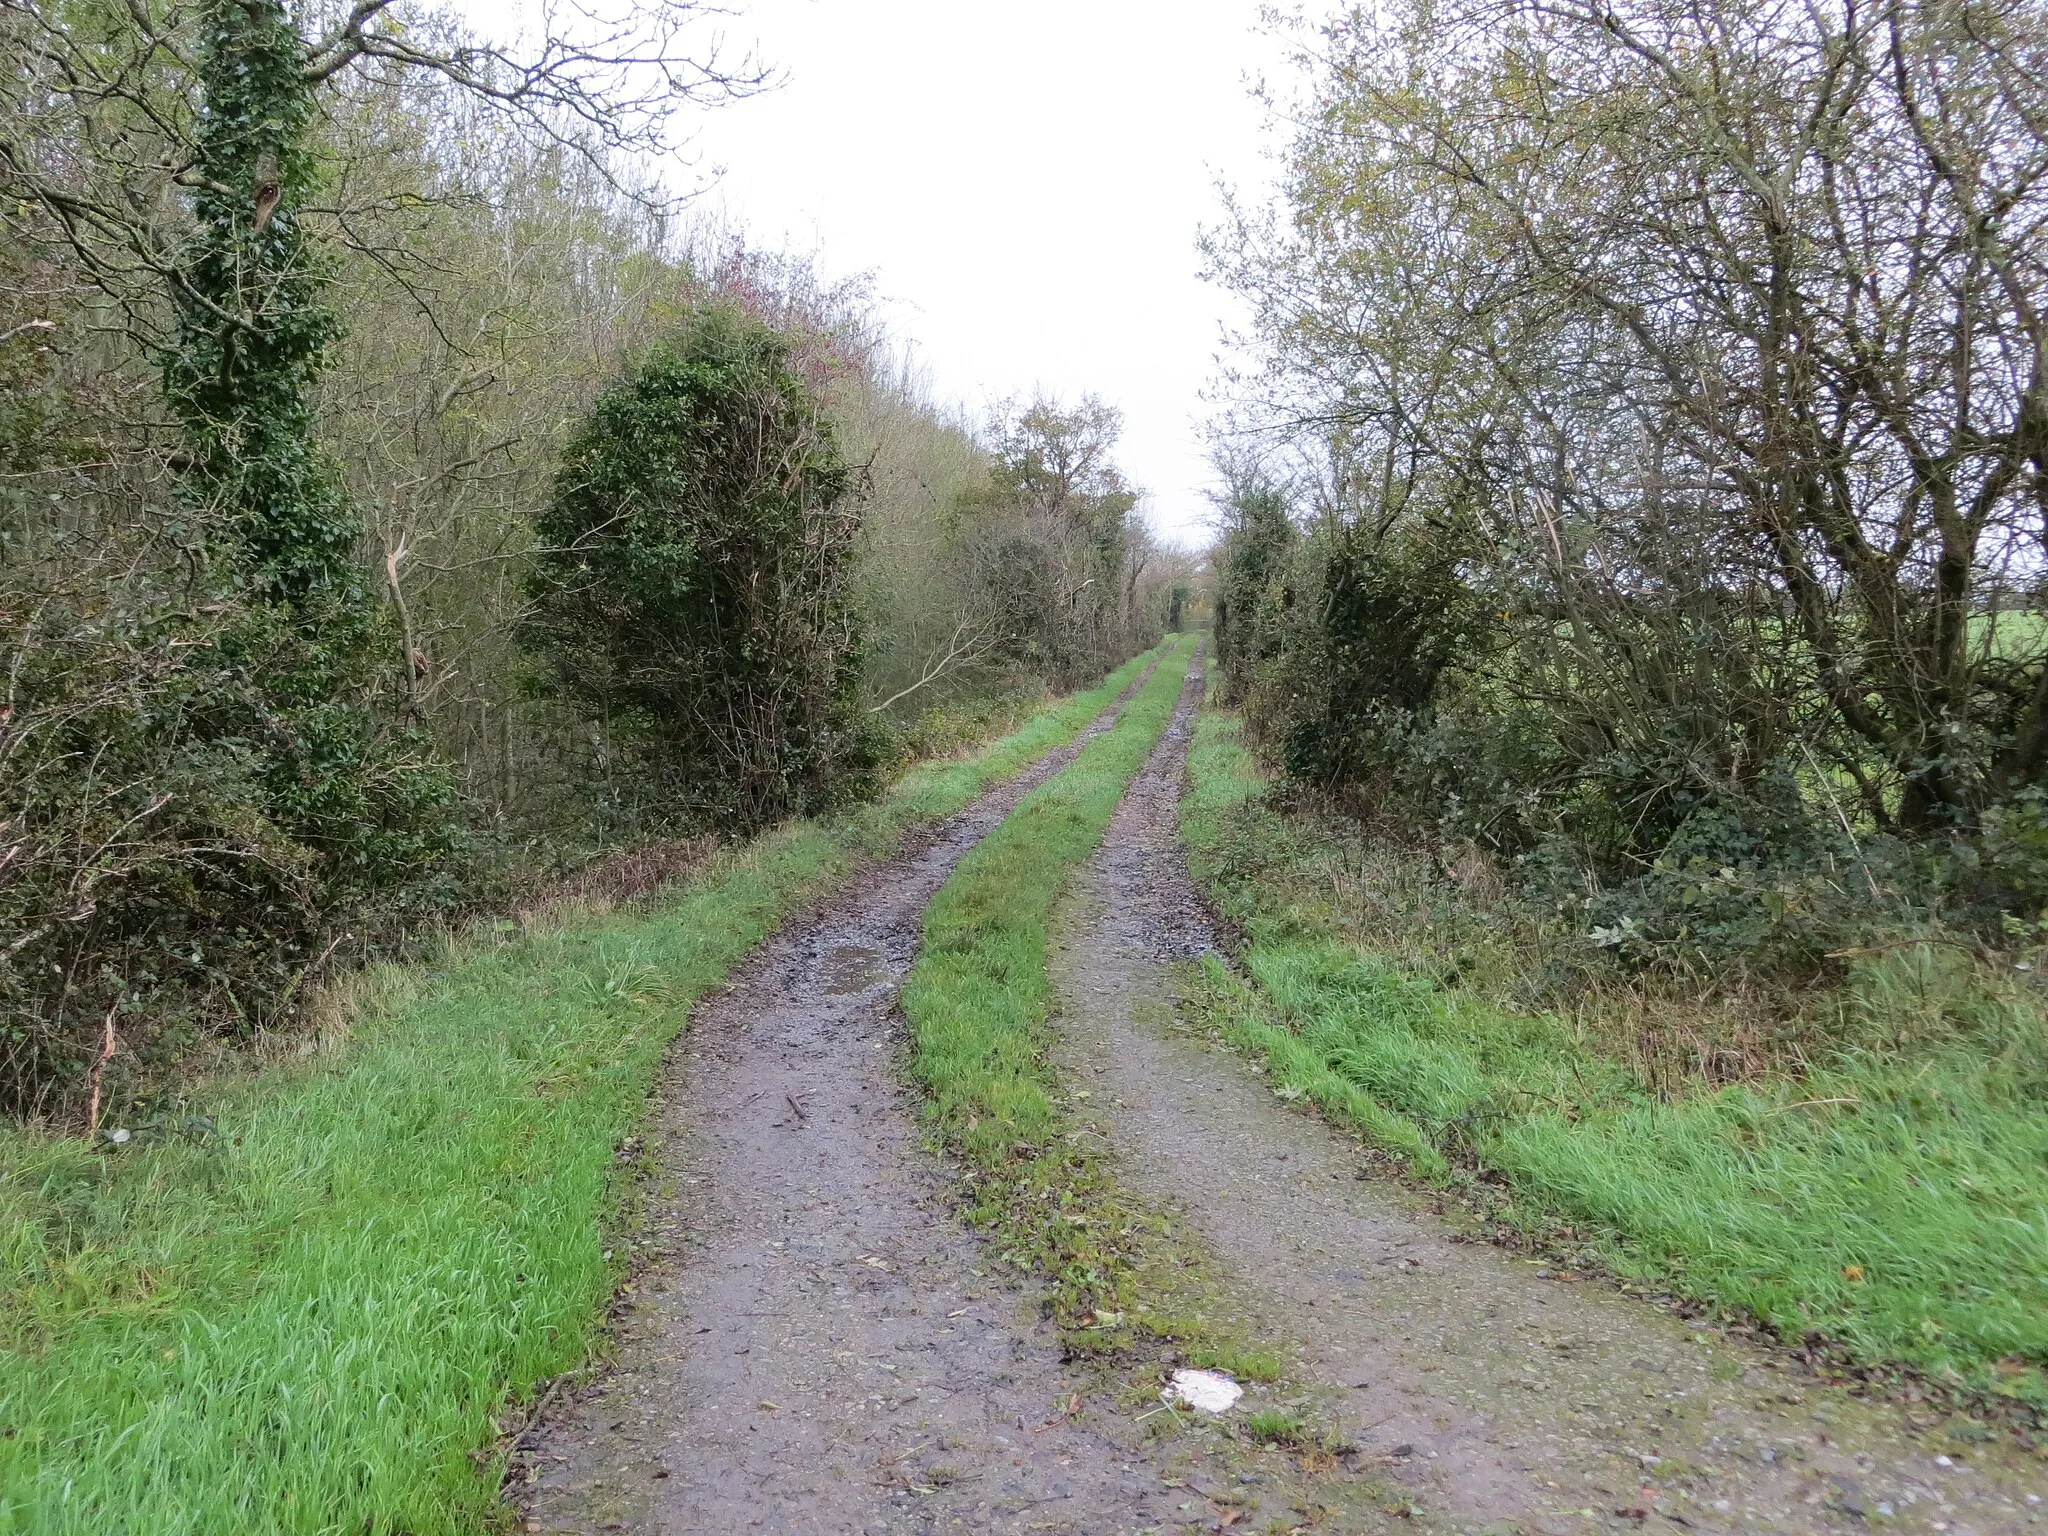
(1162, 1368, 1242, 1414)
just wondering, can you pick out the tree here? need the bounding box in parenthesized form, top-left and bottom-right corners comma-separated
(1211, 0, 2048, 831)
(523, 303, 878, 830)
(1205, 0, 2048, 956)
(156, 0, 457, 895)
(983, 394, 1145, 682)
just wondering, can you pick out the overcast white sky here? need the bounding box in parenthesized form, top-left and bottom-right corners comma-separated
(659, 0, 1294, 546)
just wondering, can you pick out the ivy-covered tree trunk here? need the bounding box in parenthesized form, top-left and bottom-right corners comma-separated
(159, 0, 455, 914)
(165, 0, 356, 604)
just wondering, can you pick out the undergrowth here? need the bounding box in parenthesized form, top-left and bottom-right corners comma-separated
(0, 646, 1162, 1536)
(1180, 705, 2048, 1423)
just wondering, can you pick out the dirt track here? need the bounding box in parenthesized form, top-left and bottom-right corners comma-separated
(514, 662, 1194, 1535)
(516, 647, 2046, 1535)
(1051, 650, 2045, 1536)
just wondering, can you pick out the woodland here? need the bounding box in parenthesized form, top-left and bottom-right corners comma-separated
(0, 0, 1186, 1118)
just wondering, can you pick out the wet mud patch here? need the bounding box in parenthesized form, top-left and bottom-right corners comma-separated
(1047, 655, 2048, 1536)
(820, 943, 888, 996)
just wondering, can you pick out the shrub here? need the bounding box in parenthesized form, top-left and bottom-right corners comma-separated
(523, 305, 881, 832)
(1210, 477, 1293, 706)
(1272, 521, 1485, 795)
(0, 547, 461, 1115)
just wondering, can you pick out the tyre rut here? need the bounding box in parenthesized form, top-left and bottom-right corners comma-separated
(514, 658, 1194, 1536)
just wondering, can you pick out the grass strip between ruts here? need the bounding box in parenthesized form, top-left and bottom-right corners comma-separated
(1180, 704, 2048, 1419)
(0, 645, 1166, 1536)
(901, 635, 1196, 1341)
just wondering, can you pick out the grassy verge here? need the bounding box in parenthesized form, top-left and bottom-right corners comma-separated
(902, 643, 1361, 1473)
(0, 646, 1165, 1536)
(1181, 706, 2048, 1421)
(902, 635, 1197, 1344)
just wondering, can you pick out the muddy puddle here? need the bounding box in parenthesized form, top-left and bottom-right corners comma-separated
(819, 943, 889, 996)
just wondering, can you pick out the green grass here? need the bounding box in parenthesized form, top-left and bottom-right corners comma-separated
(1185, 1341, 1286, 1383)
(0, 645, 1165, 1536)
(1242, 1407, 1310, 1447)
(1181, 705, 2048, 1415)
(901, 635, 1195, 1330)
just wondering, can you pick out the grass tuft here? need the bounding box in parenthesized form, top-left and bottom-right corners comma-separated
(1187, 1341, 1287, 1383)
(1242, 1407, 1310, 1446)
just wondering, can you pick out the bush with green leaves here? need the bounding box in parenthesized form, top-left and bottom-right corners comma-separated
(1209, 475, 1293, 707)
(1271, 523, 1486, 797)
(524, 305, 880, 832)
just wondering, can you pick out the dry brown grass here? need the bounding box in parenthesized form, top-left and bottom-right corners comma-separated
(516, 836, 721, 920)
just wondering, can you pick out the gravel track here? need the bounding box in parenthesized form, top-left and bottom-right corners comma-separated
(513, 644, 2045, 1535)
